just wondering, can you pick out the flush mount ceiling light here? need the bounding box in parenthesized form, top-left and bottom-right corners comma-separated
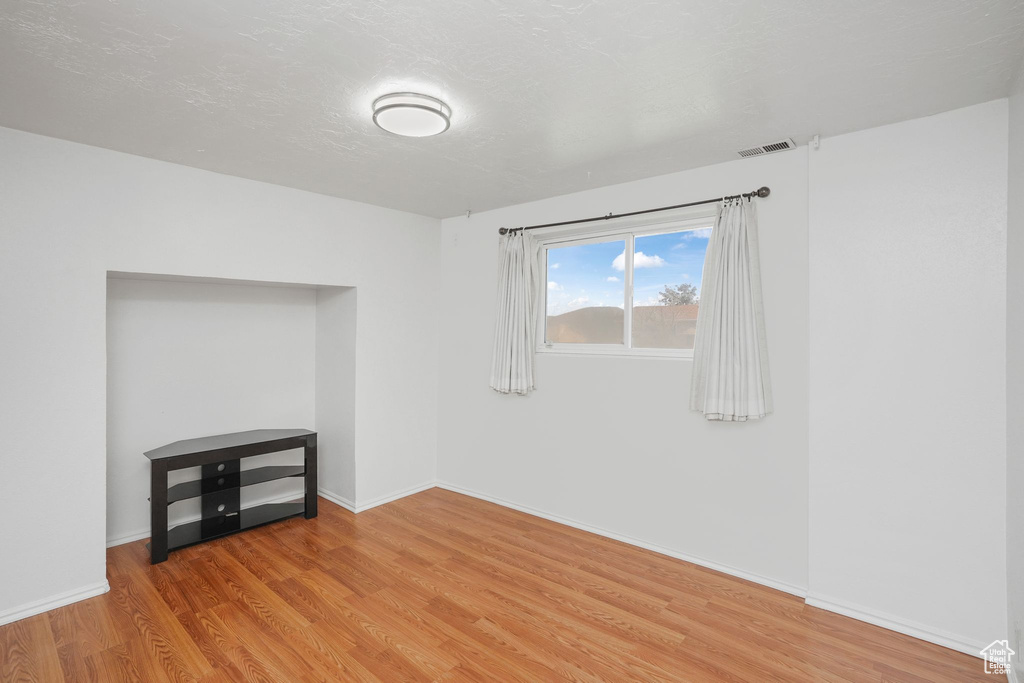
(372, 93, 451, 137)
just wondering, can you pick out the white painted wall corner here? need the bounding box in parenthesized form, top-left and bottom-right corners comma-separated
(318, 481, 435, 514)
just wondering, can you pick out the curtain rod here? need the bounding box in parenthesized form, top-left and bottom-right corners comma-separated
(498, 186, 771, 235)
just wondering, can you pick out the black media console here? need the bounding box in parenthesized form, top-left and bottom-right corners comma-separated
(144, 429, 317, 564)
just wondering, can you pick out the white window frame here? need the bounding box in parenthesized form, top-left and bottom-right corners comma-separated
(536, 209, 716, 359)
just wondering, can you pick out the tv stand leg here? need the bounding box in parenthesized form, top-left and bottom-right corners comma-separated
(304, 434, 318, 519)
(150, 461, 168, 564)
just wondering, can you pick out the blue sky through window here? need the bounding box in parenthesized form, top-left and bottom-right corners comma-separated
(546, 227, 711, 315)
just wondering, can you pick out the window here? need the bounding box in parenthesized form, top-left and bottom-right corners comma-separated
(541, 216, 713, 357)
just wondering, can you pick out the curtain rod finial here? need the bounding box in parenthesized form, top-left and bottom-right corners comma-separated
(757, 186, 771, 198)
(498, 227, 509, 235)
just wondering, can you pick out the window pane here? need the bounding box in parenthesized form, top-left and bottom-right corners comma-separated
(632, 227, 711, 349)
(546, 239, 625, 344)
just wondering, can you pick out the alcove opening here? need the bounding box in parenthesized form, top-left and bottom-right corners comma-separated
(105, 272, 355, 548)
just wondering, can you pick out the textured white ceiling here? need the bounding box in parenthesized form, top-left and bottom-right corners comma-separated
(2, 1, 1023, 218)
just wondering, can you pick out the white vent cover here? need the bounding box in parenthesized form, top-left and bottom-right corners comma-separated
(737, 138, 797, 158)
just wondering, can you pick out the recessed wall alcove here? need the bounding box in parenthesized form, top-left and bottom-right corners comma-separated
(105, 272, 355, 547)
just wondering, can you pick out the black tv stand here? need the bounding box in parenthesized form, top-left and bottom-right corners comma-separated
(144, 429, 317, 564)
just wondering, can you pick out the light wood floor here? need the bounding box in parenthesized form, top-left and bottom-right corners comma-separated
(0, 489, 997, 682)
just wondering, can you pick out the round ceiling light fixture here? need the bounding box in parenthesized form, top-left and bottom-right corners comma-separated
(372, 93, 451, 137)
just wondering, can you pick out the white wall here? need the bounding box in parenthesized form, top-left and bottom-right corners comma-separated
(438, 149, 811, 594)
(1007, 66, 1024, 679)
(807, 100, 1008, 652)
(0, 127, 440, 622)
(316, 286, 358, 505)
(438, 99, 1010, 655)
(106, 276, 318, 545)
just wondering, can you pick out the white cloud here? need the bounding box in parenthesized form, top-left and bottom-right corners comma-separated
(548, 281, 562, 291)
(612, 251, 666, 271)
(680, 227, 712, 240)
(568, 296, 590, 307)
(550, 262, 560, 269)
(606, 276, 619, 282)
(633, 252, 667, 269)
(672, 227, 712, 249)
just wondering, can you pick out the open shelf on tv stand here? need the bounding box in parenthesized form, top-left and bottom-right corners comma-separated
(166, 465, 306, 504)
(144, 429, 317, 564)
(156, 501, 306, 553)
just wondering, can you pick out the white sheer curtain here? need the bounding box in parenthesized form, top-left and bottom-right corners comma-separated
(489, 231, 541, 395)
(690, 198, 773, 421)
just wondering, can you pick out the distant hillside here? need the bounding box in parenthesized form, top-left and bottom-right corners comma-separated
(546, 307, 623, 343)
(547, 305, 698, 348)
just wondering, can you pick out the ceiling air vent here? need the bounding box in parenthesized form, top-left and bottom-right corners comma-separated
(737, 138, 797, 158)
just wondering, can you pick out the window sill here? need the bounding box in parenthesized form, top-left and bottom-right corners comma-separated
(536, 346, 693, 360)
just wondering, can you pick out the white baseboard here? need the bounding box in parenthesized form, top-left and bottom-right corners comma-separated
(435, 481, 807, 598)
(319, 481, 436, 514)
(106, 528, 153, 548)
(805, 593, 986, 659)
(0, 580, 110, 627)
(317, 487, 356, 512)
(353, 481, 437, 512)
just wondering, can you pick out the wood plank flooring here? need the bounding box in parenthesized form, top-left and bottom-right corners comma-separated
(0, 488, 999, 682)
